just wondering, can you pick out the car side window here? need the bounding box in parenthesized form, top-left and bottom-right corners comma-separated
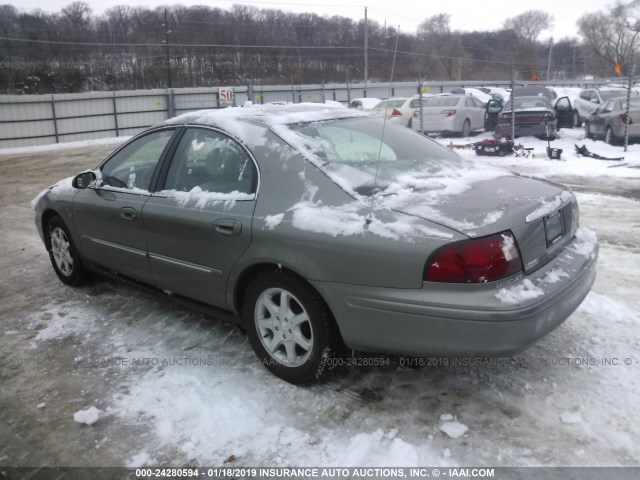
(100, 129, 175, 191)
(465, 97, 476, 108)
(164, 128, 256, 195)
(602, 100, 615, 113)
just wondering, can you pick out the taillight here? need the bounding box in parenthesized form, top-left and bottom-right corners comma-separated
(441, 109, 456, 117)
(424, 231, 523, 283)
(620, 113, 631, 124)
(542, 112, 555, 122)
(391, 108, 402, 117)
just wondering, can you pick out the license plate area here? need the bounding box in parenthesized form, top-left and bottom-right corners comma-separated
(544, 210, 565, 247)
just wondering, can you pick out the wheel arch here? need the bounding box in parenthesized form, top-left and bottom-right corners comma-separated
(231, 262, 347, 347)
(41, 208, 62, 249)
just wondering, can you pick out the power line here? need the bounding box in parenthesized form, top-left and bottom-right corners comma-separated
(0, 35, 364, 50)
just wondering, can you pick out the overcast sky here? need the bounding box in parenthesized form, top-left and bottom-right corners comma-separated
(5, 0, 614, 41)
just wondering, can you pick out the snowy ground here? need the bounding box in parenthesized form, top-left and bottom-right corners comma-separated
(1, 127, 639, 468)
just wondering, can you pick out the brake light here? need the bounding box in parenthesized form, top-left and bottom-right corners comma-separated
(441, 109, 456, 117)
(424, 231, 523, 283)
(620, 113, 631, 124)
(542, 112, 555, 122)
(391, 108, 402, 117)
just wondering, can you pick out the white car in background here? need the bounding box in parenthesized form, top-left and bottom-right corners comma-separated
(411, 94, 486, 137)
(371, 96, 432, 127)
(478, 86, 511, 103)
(349, 97, 381, 110)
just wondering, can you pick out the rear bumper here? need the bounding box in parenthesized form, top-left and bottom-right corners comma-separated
(313, 231, 597, 356)
(497, 121, 557, 138)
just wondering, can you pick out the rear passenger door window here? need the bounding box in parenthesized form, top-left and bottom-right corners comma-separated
(164, 128, 256, 194)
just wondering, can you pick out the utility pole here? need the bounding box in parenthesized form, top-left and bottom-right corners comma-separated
(163, 8, 172, 89)
(364, 7, 368, 96)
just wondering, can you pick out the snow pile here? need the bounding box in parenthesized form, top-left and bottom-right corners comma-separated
(73, 406, 103, 425)
(571, 228, 598, 257)
(578, 292, 640, 324)
(126, 452, 156, 468)
(159, 187, 254, 209)
(560, 411, 583, 424)
(495, 279, 545, 305)
(439, 421, 469, 439)
(264, 213, 285, 230)
(542, 268, 570, 284)
(525, 191, 573, 222)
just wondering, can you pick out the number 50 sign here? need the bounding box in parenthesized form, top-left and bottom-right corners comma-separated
(219, 87, 235, 107)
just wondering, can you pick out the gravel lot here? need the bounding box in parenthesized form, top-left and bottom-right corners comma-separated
(1, 136, 639, 469)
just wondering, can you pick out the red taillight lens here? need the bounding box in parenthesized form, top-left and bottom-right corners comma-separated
(441, 109, 456, 117)
(620, 113, 631, 124)
(424, 232, 523, 283)
(391, 108, 402, 117)
(542, 112, 555, 122)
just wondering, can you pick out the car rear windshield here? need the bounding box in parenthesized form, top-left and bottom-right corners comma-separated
(375, 99, 405, 109)
(509, 97, 551, 110)
(279, 116, 463, 196)
(601, 89, 636, 101)
(426, 97, 460, 107)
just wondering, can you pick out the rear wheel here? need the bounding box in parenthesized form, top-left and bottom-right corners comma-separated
(573, 110, 582, 128)
(461, 119, 471, 137)
(584, 122, 593, 139)
(243, 270, 339, 384)
(46, 215, 89, 286)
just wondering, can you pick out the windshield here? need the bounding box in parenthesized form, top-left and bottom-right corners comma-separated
(374, 99, 405, 110)
(277, 116, 463, 196)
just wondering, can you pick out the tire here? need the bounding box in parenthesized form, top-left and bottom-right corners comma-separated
(243, 270, 339, 384)
(46, 215, 89, 286)
(605, 127, 617, 145)
(461, 119, 471, 137)
(584, 122, 593, 139)
(407, 118, 413, 129)
(573, 110, 582, 128)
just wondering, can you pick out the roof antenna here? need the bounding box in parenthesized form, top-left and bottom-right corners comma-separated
(367, 25, 400, 225)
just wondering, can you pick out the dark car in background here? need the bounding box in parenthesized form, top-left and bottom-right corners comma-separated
(585, 96, 640, 144)
(494, 96, 573, 139)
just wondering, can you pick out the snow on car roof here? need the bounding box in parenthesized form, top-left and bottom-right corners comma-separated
(160, 103, 368, 146)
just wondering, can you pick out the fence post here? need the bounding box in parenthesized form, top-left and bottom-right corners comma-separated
(167, 88, 175, 118)
(418, 79, 424, 134)
(50, 95, 59, 144)
(112, 91, 120, 137)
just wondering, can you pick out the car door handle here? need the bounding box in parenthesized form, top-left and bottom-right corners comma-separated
(213, 219, 242, 236)
(120, 207, 137, 221)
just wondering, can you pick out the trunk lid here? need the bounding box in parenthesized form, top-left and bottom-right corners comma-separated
(379, 174, 578, 274)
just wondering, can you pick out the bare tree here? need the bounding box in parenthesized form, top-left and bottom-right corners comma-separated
(417, 14, 464, 80)
(578, 2, 639, 76)
(504, 10, 554, 43)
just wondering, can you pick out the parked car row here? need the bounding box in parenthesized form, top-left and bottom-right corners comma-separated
(348, 84, 639, 145)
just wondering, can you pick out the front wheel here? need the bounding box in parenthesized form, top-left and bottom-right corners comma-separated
(46, 215, 89, 286)
(243, 270, 339, 384)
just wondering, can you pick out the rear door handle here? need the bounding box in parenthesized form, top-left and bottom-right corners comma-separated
(213, 219, 242, 236)
(120, 207, 137, 221)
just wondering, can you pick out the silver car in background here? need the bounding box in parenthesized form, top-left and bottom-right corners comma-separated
(411, 94, 486, 136)
(585, 96, 640, 144)
(33, 104, 597, 384)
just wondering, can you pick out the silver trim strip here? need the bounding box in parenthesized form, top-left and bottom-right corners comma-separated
(148, 252, 222, 276)
(84, 236, 147, 257)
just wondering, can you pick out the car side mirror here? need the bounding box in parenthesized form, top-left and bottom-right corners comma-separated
(72, 171, 97, 189)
